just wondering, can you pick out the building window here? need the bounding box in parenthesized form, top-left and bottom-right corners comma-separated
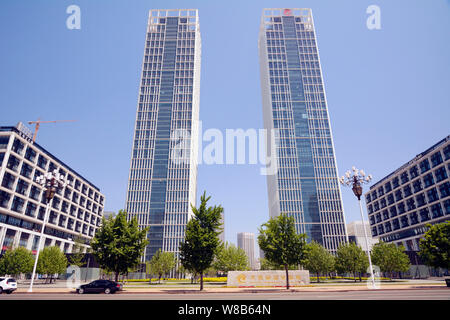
(0, 191, 11, 208)
(384, 181, 392, 193)
(406, 198, 416, 211)
(427, 187, 439, 203)
(6, 155, 20, 172)
(366, 194, 371, 203)
(403, 185, 412, 197)
(398, 202, 405, 214)
(387, 194, 394, 205)
(392, 177, 400, 189)
(382, 210, 389, 220)
(392, 219, 400, 230)
(431, 203, 443, 218)
(15, 179, 29, 196)
(419, 208, 430, 222)
(24, 147, 37, 163)
(409, 166, 419, 179)
(443, 145, 450, 161)
(395, 189, 403, 201)
(374, 202, 379, 212)
(375, 213, 382, 223)
(385, 222, 392, 233)
(434, 167, 448, 183)
(430, 151, 443, 167)
(37, 155, 47, 170)
(416, 193, 426, 207)
(11, 196, 25, 213)
(20, 163, 33, 179)
(372, 227, 377, 237)
(389, 206, 398, 217)
(380, 198, 386, 208)
(420, 159, 431, 173)
(401, 216, 409, 228)
(371, 191, 377, 200)
(11, 138, 24, 155)
(25, 202, 37, 217)
(378, 225, 384, 235)
(444, 199, 450, 215)
(0, 136, 10, 149)
(400, 172, 409, 184)
(413, 179, 423, 193)
(423, 173, 434, 188)
(2, 172, 16, 190)
(378, 187, 384, 197)
(409, 212, 419, 225)
(438, 182, 450, 198)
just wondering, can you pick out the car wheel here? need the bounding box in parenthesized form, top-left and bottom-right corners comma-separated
(77, 288, 84, 294)
(104, 288, 111, 294)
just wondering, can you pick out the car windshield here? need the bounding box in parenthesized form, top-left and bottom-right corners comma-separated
(8, 279, 16, 282)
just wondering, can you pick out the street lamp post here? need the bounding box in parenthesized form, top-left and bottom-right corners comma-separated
(28, 170, 67, 292)
(339, 166, 376, 288)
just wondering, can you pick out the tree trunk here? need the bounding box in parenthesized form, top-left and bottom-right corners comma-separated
(200, 272, 204, 291)
(354, 272, 357, 282)
(317, 272, 320, 283)
(115, 272, 119, 282)
(285, 264, 290, 290)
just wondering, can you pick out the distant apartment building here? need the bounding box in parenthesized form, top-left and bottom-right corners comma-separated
(365, 135, 449, 277)
(347, 221, 378, 252)
(237, 232, 257, 270)
(0, 123, 105, 255)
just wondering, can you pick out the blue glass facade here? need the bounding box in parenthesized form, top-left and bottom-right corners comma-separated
(126, 10, 200, 261)
(259, 9, 347, 252)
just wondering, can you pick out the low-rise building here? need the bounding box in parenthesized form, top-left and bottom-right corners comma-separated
(365, 135, 449, 277)
(0, 123, 105, 255)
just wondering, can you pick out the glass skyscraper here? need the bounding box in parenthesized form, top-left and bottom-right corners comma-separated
(258, 8, 347, 252)
(126, 9, 201, 261)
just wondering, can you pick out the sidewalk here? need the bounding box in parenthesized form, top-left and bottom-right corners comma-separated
(14, 279, 448, 294)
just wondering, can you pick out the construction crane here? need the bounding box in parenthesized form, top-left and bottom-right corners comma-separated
(28, 119, 77, 143)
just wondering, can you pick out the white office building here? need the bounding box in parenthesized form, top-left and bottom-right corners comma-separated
(0, 123, 105, 255)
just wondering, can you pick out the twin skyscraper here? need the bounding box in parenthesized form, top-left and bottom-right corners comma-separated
(125, 8, 348, 262)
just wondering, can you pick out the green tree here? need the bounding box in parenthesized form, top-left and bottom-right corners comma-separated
(302, 241, 335, 282)
(0, 247, 34, 277)
(258, 213, 307, 289)
(36, 246, 68, 283)
(68, 234, 86, 267)
(371, 242, 410, 279)
(419, 222, 450, 270)
(146, 249, 176, 283)
(179, 192, 223, 291)
(91, 210, 149, 282)
(335, 242, 369, 282)
(213, 242, 249, 275)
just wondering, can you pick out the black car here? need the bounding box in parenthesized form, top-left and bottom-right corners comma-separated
(76, 280, 122, 294)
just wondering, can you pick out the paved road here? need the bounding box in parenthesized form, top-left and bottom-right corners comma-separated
(3, 288, 449, 300)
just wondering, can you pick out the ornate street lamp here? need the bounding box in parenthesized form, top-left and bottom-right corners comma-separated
(339, 166, 376, 288)
(28, 170, 67, 292)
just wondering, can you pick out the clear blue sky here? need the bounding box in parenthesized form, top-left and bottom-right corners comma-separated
(1, 0, 449, 251)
